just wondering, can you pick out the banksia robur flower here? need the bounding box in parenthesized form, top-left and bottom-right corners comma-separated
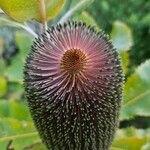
(24, 21, 124, 150)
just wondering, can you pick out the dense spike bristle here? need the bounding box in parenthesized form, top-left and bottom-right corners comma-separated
(24, 21, 124, 150)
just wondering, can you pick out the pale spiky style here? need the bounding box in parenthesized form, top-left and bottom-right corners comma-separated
(24, 21, 124, 150)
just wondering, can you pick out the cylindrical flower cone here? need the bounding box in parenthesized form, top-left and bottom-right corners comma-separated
(24, 21, 124, 150)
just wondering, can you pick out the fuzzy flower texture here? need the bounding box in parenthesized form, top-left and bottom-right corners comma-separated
(24, 21, 124, 150)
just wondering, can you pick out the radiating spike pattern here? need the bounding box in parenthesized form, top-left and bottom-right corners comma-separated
(24, 21, 124, 150)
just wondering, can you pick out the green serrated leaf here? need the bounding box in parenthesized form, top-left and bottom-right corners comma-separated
(121, 60, 150, 119)
(111, 21, 133, 53)
(0, 0, 66, 22)
(0, 118, 39, 150)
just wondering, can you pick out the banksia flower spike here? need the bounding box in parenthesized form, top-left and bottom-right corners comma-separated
(24, 21, 124, 150)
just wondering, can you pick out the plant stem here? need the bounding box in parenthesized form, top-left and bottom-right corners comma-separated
(0, 9, 4, 13)
(39, 0, 47, 31)
(0, 16, 38, 38)
(22, 23, 38, 38)
(0, 132, 38, 142)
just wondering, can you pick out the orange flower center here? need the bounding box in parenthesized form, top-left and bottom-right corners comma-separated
(61, 49, 87, 75)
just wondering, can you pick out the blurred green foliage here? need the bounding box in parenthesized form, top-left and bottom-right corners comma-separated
(87, 0, 150, 67)
(0, 0, 150, 149)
